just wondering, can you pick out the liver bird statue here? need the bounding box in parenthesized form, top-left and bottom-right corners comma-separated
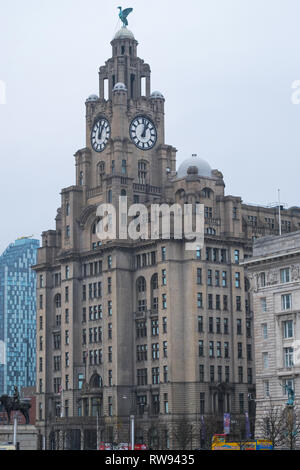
(118, 7, 133, 27)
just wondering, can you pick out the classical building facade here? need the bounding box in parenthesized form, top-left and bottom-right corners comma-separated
(0, 238, 39, 395)
(33, 25, 300, 449)
(243, 231, 300, 442)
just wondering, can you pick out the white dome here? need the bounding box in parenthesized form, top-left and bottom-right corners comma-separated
(86, 94, 99, 102)
(177, 155, 212, 178)
(114, 27, 135, 40)
(113, 82, 127, 92)
(150, 91, 165, 100)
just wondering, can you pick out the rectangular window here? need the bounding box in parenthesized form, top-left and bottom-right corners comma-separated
(234, 250, 240, 264)
(237, 342, 243, 359)
(284, 347, 294, 368)
(237, 319, 242, 335)
(224, 318, 229, 334)
(207, 269, 212, 286)
(282, 294, 292, 310)
(216, 294, 221, 310)
(235, 272, 241, 288)
(225, 366, 230, 383)
(151, 320, 159, 336)
(224, 342, 229, 358)
(238, 366, 243, 383)
(218, 365, 222, 382)
(264, 380, 270, 397)
(236, 296, 241, 311)
(216, 317, 221, 334)
(280, 268, 290, 284)
(209, 317, 214, 334)
(222, 271, 227, 287)
(208, 294, 213, 310)
(196, 247, 201, 260)
(200, 393, 205, 414)
(261, 297, 267, 312)
(162, 294, 167, 310)
(152, 367, 160, 385)
(199, 340, 204, 357)
(247, 344, 252, 361)
(239, 393, 244, 413)
(161, 247, 166, 261)
(262, 323, 268, 339)
(215, 270, 220, 287)
(197, 268, 202, 285)
(197, 292, 203, 308)
(217, 342, 222, 358)
(263, 352, 269, 369)
(209, 341, 214, 358)
(223, 295, 228, 311)
(283, 320, 294, 339)
(199, 365, 204, 383)
(163, 317, 167, 334)
(247, 368, 253, 384)
(163, 365, 168, 382)
(108, 346, 112, 362)
(152, 343, 159, 360)
(162, 269, 167, 286)
(210, 365, 215, 383)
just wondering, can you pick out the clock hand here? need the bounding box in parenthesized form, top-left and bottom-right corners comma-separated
(141, 122, 149, 138)
(98, 123, 103, 140)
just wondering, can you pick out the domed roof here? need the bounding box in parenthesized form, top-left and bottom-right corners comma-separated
(113, 82, 127, 92)
(150, 90, 165, 100)
(86, 94, 99, 102)
(114, 26, 135, 40)
(177, 155, 212, 179)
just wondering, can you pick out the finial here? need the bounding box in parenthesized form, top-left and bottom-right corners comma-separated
(118, 7, 133, 27)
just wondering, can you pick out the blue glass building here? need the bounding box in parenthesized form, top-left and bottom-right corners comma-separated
(0, 238, 39, 395)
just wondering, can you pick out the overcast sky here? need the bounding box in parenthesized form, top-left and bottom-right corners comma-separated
(0, 0, 300, 253)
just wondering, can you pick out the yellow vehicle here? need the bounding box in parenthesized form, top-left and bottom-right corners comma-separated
(212, 434, 273, 451)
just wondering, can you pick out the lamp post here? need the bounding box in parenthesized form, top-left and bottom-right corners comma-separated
(130, 415, 135, 451)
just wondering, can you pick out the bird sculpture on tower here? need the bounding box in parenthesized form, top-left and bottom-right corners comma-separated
(118, 7, 133, 27)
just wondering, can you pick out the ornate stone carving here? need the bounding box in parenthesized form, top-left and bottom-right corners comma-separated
(267, 268, 278, 286)
(291, 264, 300, 281)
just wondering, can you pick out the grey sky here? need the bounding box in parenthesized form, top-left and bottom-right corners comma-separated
(0, 0, 300, 253)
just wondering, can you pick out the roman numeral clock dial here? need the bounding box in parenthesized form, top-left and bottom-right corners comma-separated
(129, 116, 157, 150)
(91, 117, 111, 152)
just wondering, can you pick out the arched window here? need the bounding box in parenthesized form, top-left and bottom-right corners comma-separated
(54, 294, 61, 309)
(201, 188, 212, 199)
(90, 374, 103, 388)
(151, 274, 158, 290)
(66, 203, 70, 216)
(107, 190, 112, 203)
(137, 277, 146, 293)
(121, 189, 127, 197)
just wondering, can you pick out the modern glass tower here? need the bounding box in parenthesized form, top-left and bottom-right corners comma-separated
(0, 238, 39, 395)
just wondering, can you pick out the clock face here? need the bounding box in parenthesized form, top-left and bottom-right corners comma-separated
(129, 116, 157, 150)
(91, 117, 111, 152)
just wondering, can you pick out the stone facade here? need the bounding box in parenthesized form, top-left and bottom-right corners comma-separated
(0, 425, 38, 450)
(33, 26, 300, 449)
(243, 231, 300, 446)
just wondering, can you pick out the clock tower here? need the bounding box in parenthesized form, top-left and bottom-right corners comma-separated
(75, 26, 177, 209)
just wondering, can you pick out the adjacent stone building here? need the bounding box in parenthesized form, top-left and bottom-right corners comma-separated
(33, 25, 300, 449)
(243, 231, 300, 441)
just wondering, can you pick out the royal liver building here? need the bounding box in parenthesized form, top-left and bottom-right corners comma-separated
(33, 21, 300, 450)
